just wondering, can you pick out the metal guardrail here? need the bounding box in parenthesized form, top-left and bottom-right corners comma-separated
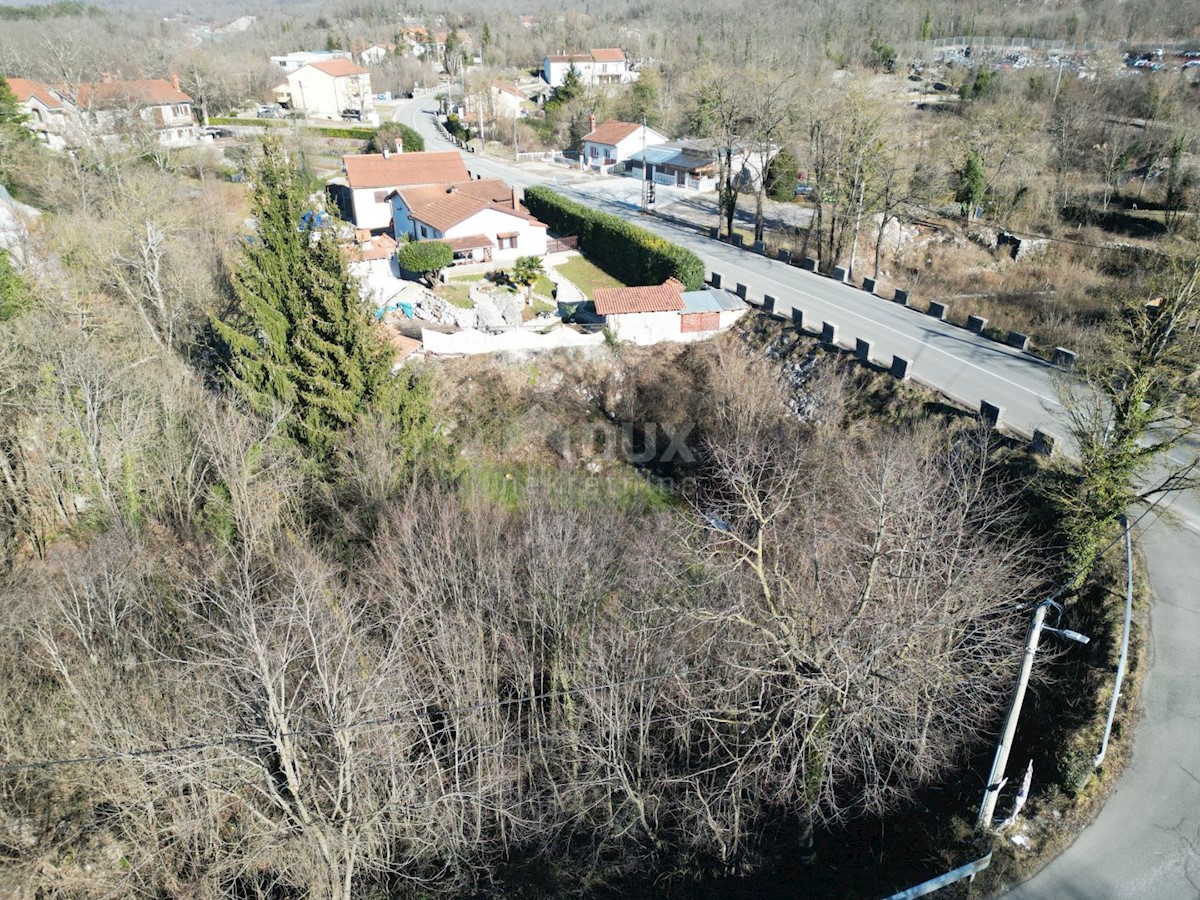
(882, 852, 993, 899)
(1095, 513, 1134, 767)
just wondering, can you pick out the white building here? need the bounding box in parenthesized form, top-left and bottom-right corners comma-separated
(581, 119, 668, 174)
(542, 49, 637, 87)
(593, 280, 749, 344)
(390, 180, 548, 264)
(269, 50, 353, 74)
(73, 78, 199, 148)
(342, 150, 471, 232)
(359, 44, 396, 66)
(5, 77, 70, 150)
(491, 82, 528, 118)
(279, 59, 376, 124)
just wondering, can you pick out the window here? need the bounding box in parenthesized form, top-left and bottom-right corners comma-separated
(497, 232, 519, 250)
(279, 60, 288, 67)
(420, 225, 429, 238)
(374, 190, 389, 203)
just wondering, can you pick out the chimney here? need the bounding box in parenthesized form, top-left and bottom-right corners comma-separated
(395, 140, 404, 154)
(511, 187, 518, 210)
(171, 73, 180, 91)
(382, 146, 390, 159)
(588, 113, 596, 133)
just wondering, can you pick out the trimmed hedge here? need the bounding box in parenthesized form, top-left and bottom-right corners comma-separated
(523, 187, 705, 291)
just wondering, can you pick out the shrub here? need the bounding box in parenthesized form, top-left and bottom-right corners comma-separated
(398, 241, 453, 286)
(523, 187, 705, 290)
(369, 121, 424, 153)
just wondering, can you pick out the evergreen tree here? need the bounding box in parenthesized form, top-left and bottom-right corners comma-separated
(212, 140, 434, 463)
(0, 78, 26, 127)
(764, 148, 800, 202)
(955, 151, 986, 218)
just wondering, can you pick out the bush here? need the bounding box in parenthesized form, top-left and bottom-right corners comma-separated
(523, 187, 705, 290)
(398, 240, 453, 286)
(369, 122, 424, 153)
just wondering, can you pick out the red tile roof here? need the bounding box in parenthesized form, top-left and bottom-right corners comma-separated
(493, 81, 525, 99)
(594, 278, 686, 315)
(306, 59, 369, 77)
(396, 180, 544, 233)
(75, 79, 192, 108)
(590, 48, 626, 63)
(546, 53, 593, 64)
(6, 77, 63, 109)
(343, 151, 470, 189)
(583, 120, 640, 145)
(445, 234, 495, 252)
(345, 233, 397, 262)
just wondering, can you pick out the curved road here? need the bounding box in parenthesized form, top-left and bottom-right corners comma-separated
(398, 98, 1200, 898)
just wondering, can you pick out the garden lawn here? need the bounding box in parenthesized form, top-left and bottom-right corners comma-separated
(553, 256, 626, 301)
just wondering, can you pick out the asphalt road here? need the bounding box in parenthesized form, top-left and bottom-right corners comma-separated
(397, 97, 1200, 898)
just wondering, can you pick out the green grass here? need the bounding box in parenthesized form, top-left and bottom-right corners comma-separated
(437, 284, 473, 309)
(553, 256, 626, 301)
(533, 274, 556, 299)
(449, 272, 487, 283)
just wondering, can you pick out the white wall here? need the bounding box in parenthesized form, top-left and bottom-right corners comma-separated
(441, 208, 548, 261)
(353, 187, 395, 231)
(604, 308, 748, 344)
(287, 69, 374, 121)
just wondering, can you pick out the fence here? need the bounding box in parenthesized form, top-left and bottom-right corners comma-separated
(923, 36, 1197, 54)
(547, 236, 579, 253)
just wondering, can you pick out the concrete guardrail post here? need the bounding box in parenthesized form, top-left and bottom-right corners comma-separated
(980, 400, 1004, 429)
(967, 315, 988, 333)
(777, 248, 792, 264)
(1007, 331, 1030, 351)
(709, 226, 720, 240)
(709, 272, 722, 289)
(862, 277, 876, 294)
(1032, 429, 1057, 456)
(763, 295, 776, 314)
(890, 356, 911, 380)
(803, 257, 819, 272)
(855, 338, 872, 362)
(821, 321, 838, 344)
(894, 288, 909, 306)
(1052, 347, 1077, 368)
(732, 233, 745, 248)
(753, 240, 766, 254)
(792, 308, 806, 330)
(928, 301, 948, 320)
(831, 265, 849, 283)
(735, 283, 748, 299)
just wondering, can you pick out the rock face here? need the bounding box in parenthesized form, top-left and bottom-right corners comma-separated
(999, 231, 1050, 261)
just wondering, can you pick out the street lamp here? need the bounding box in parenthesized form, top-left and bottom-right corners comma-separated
(977, 599, 1091, 829)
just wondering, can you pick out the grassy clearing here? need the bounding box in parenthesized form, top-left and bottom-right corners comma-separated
(534, 274, 556, 299)
(436, 284, 473, 309)
(553, 256, 627, 300)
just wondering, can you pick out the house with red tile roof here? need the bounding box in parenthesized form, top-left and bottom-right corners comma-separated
(542, 49, 637, 87)
(279, 58, 375, 125)
(64, 76, 198, 148)
(389, 179, 548, 264)
(5, 77, 70, 149)
(593, 280, 749, 344)
(342, 149, 471, 231)
(581, 119, 668, 173)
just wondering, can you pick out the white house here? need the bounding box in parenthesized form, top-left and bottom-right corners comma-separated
(269, 50, 352, 74)
(542, 49, 637, 87)
(359, 44, 396, 66)
(491, 82, 527, 118)
(72, 78, 199, 148)
(581, 119, 668, 174)
(5, 77, 70, 150)
(343, 150, 471, 232)
(593, 280, 749, 344)
(390, 180, 548, 264)
(280, 59, 376, 124)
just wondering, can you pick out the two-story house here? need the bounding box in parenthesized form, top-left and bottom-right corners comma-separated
(581, 119, 668, 174)
(5, 77, 70, 150)
(280, 59, 376, 124)
(73, 77, 199, 147)
(542, 49, 637, 87)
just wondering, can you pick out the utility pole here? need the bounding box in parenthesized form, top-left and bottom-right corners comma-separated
(640, 114, 648, 212)
(977, 599, 1090, 828)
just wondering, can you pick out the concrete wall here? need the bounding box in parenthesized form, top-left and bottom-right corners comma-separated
(423, 325, 606, 355)
(287, 68, 375, 122)
(353, 186, 395, 231)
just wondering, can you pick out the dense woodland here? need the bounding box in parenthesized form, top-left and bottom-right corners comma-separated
(1, 0, 1200, 896)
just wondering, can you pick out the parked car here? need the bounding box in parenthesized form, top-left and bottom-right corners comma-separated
(257, 105, 283, 119)
(340, 108, 362, 121)
(203, 126, 234, 138)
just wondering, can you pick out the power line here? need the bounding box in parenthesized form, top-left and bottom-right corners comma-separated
(0, 672, 672, 775)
